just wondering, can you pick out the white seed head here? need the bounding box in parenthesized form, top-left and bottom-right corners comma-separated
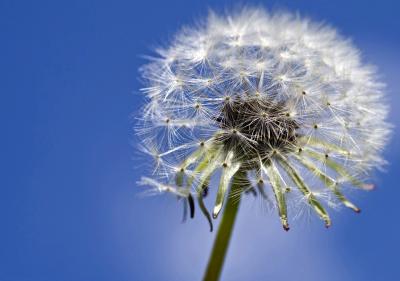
(136, 8, 391, 230)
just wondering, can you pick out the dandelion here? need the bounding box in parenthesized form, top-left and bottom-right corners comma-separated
(136, 8, 391, 281)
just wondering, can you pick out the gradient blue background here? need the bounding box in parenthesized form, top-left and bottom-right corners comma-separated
(1, 1, 399, 280)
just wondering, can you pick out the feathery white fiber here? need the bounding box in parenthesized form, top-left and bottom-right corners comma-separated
(136, 8, 391, 230)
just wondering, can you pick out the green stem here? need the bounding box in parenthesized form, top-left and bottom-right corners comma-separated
(202, 170, 244, 281)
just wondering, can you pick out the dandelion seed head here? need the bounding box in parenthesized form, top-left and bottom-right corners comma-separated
(137, 8, 391, 230)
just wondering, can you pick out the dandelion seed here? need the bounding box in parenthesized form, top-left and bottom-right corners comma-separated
(137, 7, 390, 236)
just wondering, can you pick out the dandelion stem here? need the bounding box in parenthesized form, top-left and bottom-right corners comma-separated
(202, 169, 245, 281)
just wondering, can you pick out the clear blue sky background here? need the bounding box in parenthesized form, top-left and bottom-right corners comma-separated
(1, 1, 399, 280)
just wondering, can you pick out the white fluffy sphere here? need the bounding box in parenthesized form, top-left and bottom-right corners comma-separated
(137, 8, 391, 230)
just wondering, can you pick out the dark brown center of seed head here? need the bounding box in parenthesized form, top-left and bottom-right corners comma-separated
(215, 96, 299, 165)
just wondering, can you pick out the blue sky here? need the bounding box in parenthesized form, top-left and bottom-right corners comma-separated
(1, 1, 399, 280)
